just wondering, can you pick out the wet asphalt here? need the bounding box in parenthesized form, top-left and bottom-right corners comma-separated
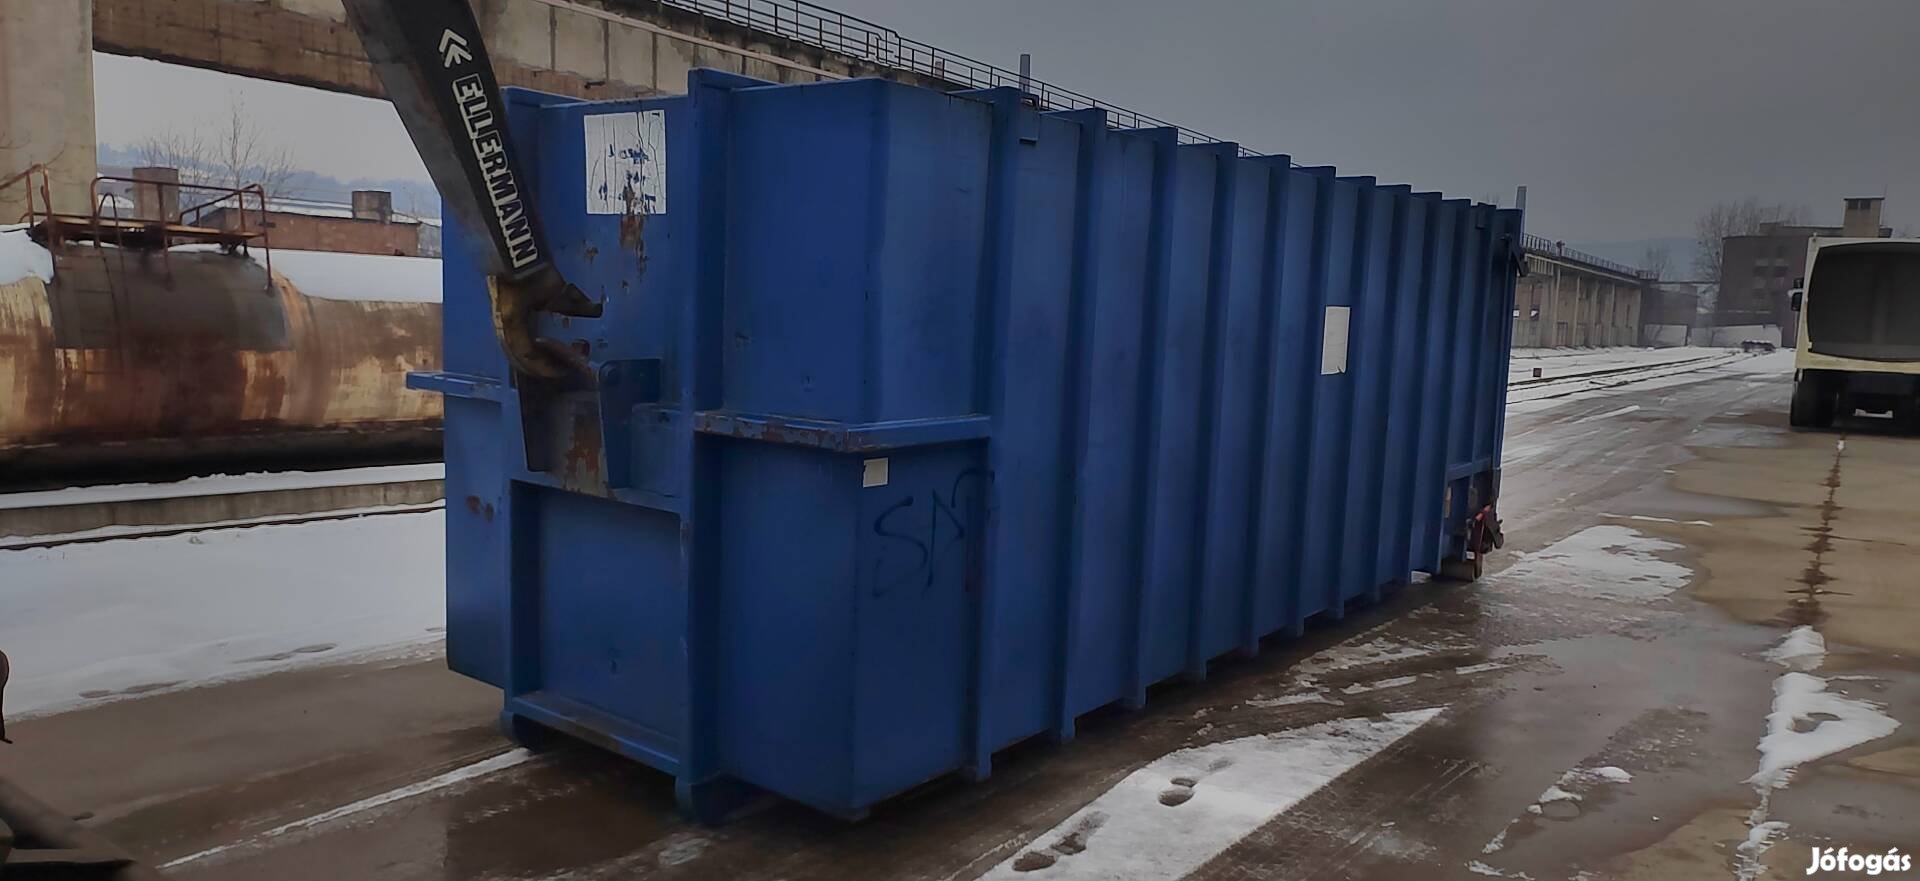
(4, 350, 1916, 880)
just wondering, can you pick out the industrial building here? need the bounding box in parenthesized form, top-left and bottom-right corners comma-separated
(1714, 197, 1893, 347)
(1510, 237, 1653, 348)
(95, 167, 441, 257)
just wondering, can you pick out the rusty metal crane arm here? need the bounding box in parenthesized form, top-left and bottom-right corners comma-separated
(340, 0, 600, 381)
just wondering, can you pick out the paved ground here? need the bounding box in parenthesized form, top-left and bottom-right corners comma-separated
(5, 350, 1918, 881)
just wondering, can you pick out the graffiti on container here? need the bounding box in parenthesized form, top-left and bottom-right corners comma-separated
(868, 468, 991, 598)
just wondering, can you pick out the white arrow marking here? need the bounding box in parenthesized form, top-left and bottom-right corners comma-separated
(161, 748, 537, 868)
(439, 29, 473, 68)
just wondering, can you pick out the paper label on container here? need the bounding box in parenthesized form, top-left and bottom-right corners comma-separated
(862, 458, 890, 488)
(1321, 306, 1351, 375)
(584, 110, 667, 215)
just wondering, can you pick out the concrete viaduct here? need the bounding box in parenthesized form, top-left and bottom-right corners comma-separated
(5, 0, 1657, 350)
(2, 0, 986, 216)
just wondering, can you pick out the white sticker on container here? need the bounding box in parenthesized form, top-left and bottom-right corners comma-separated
(1321, 306, 1351, 375)
(862, 457, 890, 488)
(584, 110, 666, 215)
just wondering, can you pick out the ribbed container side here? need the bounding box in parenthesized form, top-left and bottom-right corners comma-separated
(422, 69, 1522, 821)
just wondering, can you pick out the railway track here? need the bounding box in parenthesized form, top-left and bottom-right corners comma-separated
(1508, 351, 1753, 404)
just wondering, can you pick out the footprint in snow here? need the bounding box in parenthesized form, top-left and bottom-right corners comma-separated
(1011, 811, 1109, 872)
(1160, 756, 1235, 807)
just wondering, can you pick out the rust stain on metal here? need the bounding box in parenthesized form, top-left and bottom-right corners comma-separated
(0, 248, 442, 478)
(619, 186, 648, 267)
(562, 405, 603, 488)
(462, 495, 495, 522)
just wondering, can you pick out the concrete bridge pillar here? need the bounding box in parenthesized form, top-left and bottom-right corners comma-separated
(0, 0, 97, 218)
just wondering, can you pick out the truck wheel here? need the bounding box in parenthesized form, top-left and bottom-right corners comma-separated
(1791, 375, 1834, 429)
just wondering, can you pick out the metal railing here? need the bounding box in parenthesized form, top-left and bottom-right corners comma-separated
(1521, 232, 1655, 280)
(1, 164, 54, 228)
(648, 0, 1263, 155)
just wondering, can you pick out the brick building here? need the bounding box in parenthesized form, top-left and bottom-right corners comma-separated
(95, 166, 441, 257)
(199, 190, 441, 257)
(1716, 197, 1891, 347)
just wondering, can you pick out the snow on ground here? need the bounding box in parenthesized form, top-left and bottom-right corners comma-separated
(0, 503, 441, 551)
(1507, 347, 1724, 384)
(0, 224, 54, 285)
(1737, 625, 1897, 880)
(1762, 625, 1827, 672)
(1486, 525, 1693, 601)
(5, 235, 439, 302)
(0, 511, 445, 718)
(174, 244, 442, 303)
(1576, 766, 1633, 784)
(1750, 672, 1899, 790)
(1483, 766, 1634, 853)
(978, 708, 1443, 880)
(261, 248, 441, 303)
(1287, 633, 1465, 679)
(1734, 820, 1791, 881)
(1570, 404, 1641, 424)
(1748, 626, 1898, 791)
(1507, 352, 1753, 409)
(0, 463, 443, 511)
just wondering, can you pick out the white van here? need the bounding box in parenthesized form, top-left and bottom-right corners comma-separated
(1789, 237, 1920, 428)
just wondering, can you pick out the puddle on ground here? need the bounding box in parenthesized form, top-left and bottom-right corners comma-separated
(1651, 432, 1920, 657)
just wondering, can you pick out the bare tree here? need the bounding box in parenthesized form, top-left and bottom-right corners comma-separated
(137, 93, 299, 209)
(1640, 243, 1672, 281)
(1692, 198, 1808, 285)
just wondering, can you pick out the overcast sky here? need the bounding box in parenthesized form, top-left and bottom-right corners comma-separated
(94, 0, 1919, 246)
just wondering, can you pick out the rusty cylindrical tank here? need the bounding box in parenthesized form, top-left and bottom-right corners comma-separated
(0, 235, 441, 486)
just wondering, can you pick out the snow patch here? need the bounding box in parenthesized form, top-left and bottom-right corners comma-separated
(1465, 859, 1534, 879)
(1342, 674, 1420, 695)
(1750, 672, 1898, 789)
(0, 502, 441, 551)
(0, 463, 443, 511)
(1763, 625, 1826, 672)
(1480, 822, 1512, 854)
(1573, 404, 1641, 424)
(0, 225, 54, 285)
(1245, 691, 1336, 708)
(1536, 784, 1580, 804)
(1579, 766, 1633, 784)
(1, 511, 446, 717)
(1292, 636, 1451, 676)
(1452, 661, 1512, 676)
(1734, 820, 1790, 881)
(1600, 513, 1714, 527)
(655, 832, 709, 868)
(264, 248, 441, 303)
(977, 708, 1443, 880)
(1488, 525, 1693, 601)
(170, 244, 441, 302)
(1510, 766, 1633, 826)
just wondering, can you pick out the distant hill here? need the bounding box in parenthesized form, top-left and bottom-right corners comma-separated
(1566, 237, 1702, 280)
(96, 143, 440, 220)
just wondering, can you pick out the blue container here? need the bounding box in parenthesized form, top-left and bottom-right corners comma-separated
(413, 69, 1522, 820)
